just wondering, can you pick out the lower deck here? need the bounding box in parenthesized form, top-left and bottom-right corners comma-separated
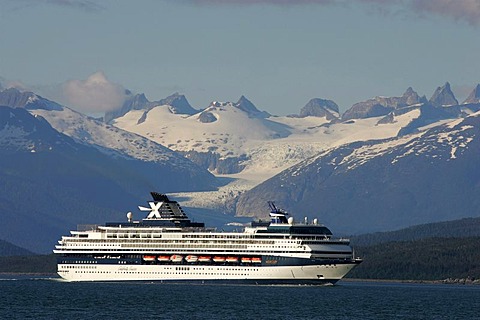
(56, 260, 360, 283)
(57, 254, 353, 267)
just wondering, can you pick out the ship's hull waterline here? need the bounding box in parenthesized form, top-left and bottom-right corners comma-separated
(57, 262, 359, 284)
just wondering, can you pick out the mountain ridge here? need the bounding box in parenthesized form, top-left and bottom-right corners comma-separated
(235, 111, 480, 234)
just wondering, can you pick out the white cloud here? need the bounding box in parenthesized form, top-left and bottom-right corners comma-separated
(3, 80, 29, 91)
(62, 71, 128, 113)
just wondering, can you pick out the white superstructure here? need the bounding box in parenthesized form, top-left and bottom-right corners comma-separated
(54, 193, 361, 284)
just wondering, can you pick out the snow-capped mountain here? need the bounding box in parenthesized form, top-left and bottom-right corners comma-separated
(342, 87, 427, 121)
(0, 105, 73, 153)
(297, 98, 339, 120)
(111, 97, 294, 173)
(0, 88, 217, 191)
(104, 92, 197, 123)
(110, 88, 468, 214)
(235, 95, 271, 118)
(3, 83, 478, 234)
(236, 111, 480, 235)
(111, 93, 431, 178)
(110, 84, 480, 217)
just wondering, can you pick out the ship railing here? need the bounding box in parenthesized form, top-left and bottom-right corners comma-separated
(77, 224, 100, 231)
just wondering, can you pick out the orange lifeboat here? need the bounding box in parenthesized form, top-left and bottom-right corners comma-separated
(226, 257, 239, 263)
(186, 255, 198, 263)
(252, 257, 262, 264)
(213, 256, 226, 263)
(241, 257, 252, 263)
(198, 256, 211, 263)
(143, 255, 156, 262)
(170, 255, 183, 263)
(157, 255, 170, 262)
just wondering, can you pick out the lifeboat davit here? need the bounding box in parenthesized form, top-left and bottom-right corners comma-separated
(170, 255, 183, 263)
(186, 255, 198, 263)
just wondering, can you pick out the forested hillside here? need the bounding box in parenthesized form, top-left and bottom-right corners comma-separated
(0, 254, 56, 273)
(348, 237, 480, 280)
(350, 217, 480, 246)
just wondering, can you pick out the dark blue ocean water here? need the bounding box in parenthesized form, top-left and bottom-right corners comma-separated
(0, 276, 479, 320)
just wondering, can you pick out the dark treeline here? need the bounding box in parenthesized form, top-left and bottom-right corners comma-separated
(348, 237, 480, 280)
(350, 217, 480, 247)
(0, 254, 56, 274)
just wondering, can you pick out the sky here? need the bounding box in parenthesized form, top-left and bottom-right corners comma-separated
(1, 0, 480, 115)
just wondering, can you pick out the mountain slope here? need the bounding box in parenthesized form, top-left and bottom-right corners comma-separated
(0, 106, 215, 252)
(236, 112, 480, 234)
(0, 88, 217, 190)
(0, 239, 33, 257)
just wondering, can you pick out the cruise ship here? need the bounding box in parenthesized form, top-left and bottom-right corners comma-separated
(54, 192, 362, 284)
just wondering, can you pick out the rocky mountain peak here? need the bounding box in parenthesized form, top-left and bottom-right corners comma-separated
(236, 95, 257, 113)
(156, 92, 197, 115)
(105, 92, 197, 123)
(403, 86, 415, 96)
(463, 84, 480, 104)
(0, 88, 32, 108)
(429, 82, 458, 106)
(104, 92, 149, 123)
(402, 87, 427, 105)
(129, 93, 149, 109)
(342, 87, 426, 121)
(0, 88, 63, 111)
(299, 98, 339, 120)
(235, 95, 270, 118)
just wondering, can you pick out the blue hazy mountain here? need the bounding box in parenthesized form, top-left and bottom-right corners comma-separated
(0, 106, 216, 252)
(0, 239, 34, 256)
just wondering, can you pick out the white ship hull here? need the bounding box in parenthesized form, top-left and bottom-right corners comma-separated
(57, 262, 358, 284)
